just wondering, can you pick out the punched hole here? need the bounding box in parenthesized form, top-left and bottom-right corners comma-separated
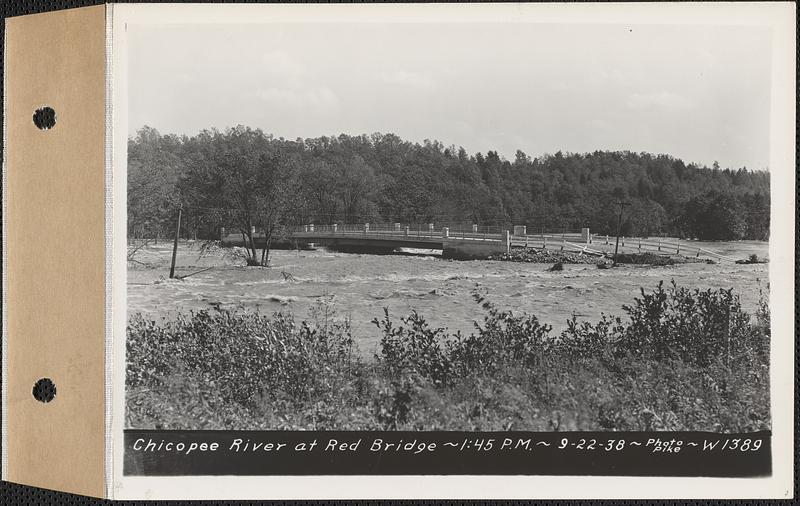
(32, 378, 56, 403)
(33, 107, 56, 130)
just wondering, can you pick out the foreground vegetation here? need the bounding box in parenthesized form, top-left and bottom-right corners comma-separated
(127, 282, 770, 432)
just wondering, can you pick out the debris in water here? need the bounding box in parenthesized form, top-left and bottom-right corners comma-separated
(735, 254, 768, 264)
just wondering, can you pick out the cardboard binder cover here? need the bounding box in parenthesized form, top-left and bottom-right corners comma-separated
(0, 2, 795, 500)
(3, 5, 107, 498)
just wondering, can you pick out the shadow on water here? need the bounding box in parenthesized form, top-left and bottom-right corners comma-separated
(319, 244, 442, 258)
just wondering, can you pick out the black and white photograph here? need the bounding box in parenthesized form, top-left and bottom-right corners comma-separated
(113, 3, 793, 491)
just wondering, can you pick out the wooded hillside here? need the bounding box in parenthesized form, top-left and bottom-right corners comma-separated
(128, 125, 770, 244)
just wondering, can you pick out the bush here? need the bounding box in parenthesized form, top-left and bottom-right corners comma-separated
(621, 281, 766, 367)
(373, 309, 452, 387)
(446, 292, 552, 377)
(127, 307, 357, 409)
(127, 282, 771, 432)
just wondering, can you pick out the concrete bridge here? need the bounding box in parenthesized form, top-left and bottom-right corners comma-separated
(221, 223, 595, 259)
(293, 223, 513, 259)
(220, 223, 731, 261)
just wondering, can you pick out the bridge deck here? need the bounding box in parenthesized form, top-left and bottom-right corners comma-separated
(221, 225, 731, 261)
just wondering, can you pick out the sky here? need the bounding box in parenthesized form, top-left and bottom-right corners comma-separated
(127, 22, 772, 170)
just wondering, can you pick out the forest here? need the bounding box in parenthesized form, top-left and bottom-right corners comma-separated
(128, 125, 770, 260)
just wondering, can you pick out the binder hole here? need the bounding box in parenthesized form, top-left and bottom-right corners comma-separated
(32, 107, 56, 130)
(32, 378, 56, 403)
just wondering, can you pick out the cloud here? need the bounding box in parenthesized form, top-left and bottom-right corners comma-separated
(626, 91, 693, 110)
(379, 70, 436, 90)
(260, 50, 306, 77)
(253, 87, 340, 110)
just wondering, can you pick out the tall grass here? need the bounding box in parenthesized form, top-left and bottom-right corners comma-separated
(126, 282, 770, 432)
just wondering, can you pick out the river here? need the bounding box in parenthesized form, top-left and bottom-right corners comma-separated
(128, 241, 770, 357)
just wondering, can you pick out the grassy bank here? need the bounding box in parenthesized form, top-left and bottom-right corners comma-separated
(126, 281, 770, 432)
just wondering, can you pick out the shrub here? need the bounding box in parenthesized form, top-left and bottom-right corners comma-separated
(373, 309, 452, 387)
(556, 280, 769, 369)
(127, 307, 357, 409)
(446, 292, 552, 377)
(127, 281, 771, 432)
(619, 280, 767, 367)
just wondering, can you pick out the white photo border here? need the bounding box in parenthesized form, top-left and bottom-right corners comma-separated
(109, 2, 795, 499)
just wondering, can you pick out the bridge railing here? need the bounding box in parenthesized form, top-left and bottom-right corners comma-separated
(509, 233, 734, 262)
(285, 224, 733, 261)
(292, 223, 511, 241)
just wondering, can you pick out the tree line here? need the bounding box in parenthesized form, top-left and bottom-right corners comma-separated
(128, 125, 770, 265)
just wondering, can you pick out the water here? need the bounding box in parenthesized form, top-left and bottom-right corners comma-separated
(128, 241, 770, 357)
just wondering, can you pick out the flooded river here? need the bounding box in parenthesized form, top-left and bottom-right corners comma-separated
(128, 241, 769, 357)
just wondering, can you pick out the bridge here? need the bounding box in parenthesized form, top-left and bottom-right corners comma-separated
(292, 223, 512, 259)
(220, 223, 734, 262)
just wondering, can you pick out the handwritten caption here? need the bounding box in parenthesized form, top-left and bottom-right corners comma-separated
(131, 435, 765, 457)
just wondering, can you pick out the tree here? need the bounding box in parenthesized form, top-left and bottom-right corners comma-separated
(334, 155, 381, 223)
(680, 191, 746, 240)
(128, 126, 771, 243)
(127, 126, 183, 240)
(302, 159, 340, 224)
(251, 152, 302, 266)
(184, 126, 298, 266)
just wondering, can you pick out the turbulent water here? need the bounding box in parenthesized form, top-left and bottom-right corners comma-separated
(128, 241, 770, 357)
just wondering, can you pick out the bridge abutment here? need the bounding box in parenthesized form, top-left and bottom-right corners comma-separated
(442, 237, 508, 260)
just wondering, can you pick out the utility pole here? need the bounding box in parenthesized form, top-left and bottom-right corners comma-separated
(612, 201, 630, 266)
(169, 207, 182, 279)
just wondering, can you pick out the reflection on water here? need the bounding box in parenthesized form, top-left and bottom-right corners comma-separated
(128, 242, 770, 357)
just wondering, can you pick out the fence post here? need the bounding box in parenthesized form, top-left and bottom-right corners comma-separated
(503, 230, 511, 254)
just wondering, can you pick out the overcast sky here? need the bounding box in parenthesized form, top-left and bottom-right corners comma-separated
(128, 22, 772, 170)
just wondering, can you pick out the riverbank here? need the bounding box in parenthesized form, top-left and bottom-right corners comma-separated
(489, 247, 718, 266)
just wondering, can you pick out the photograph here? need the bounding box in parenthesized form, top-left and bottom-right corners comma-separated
(123, 9, 774, 437)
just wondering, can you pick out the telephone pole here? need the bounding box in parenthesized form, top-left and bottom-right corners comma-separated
(612, 201, 630, 266)
(169, 208, 182, 279)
